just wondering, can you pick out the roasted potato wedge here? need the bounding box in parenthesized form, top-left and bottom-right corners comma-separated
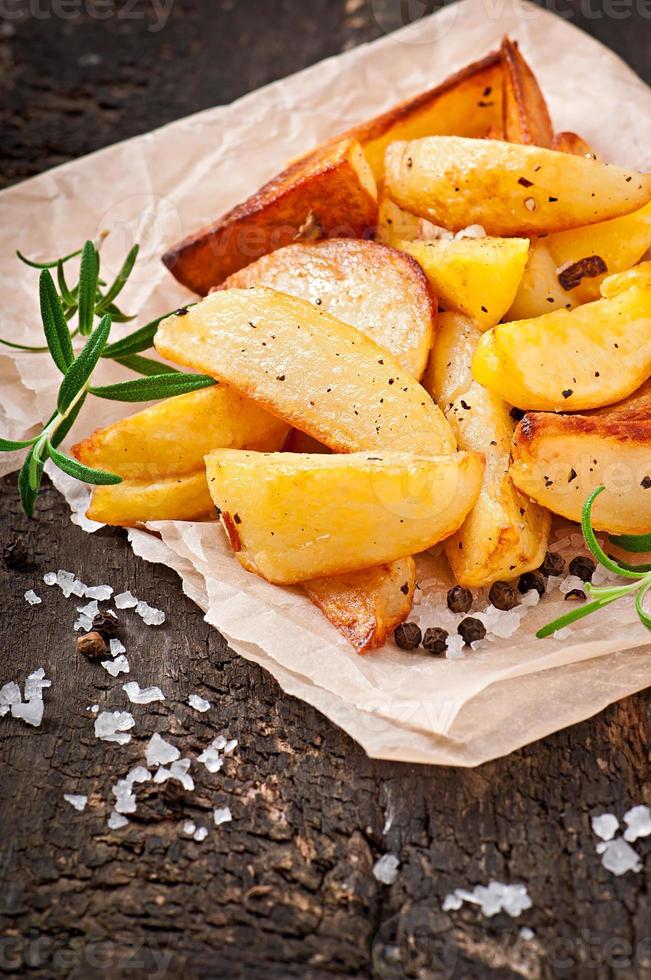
(163, 138, 377, 294)
(220, 239, 435, 379)
(376, 195, 421, 248)
(472, 278, 651, 411)
(384, 136, 651, 236)
(205, 449, 484, 584)
(87, 472, 213, 526)
(510, 412, 651, 534)
(589, 378, 651, 421)
(155, 287, 455, 454)
(305, 49, 504, 180)
(303, 558, 416, 653)
(551, 131, 597, 158)
(501, 37, 553, 147)
(424, 312, 550, 586)
(506, 240, 578, 320)
(72, 385, 289, 480)
(401, 236, 529, 330)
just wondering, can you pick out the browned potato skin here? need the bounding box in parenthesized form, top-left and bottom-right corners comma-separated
(303, 558, 416, 653)
(510, 412, 651, 534)
(588, 378, 651, 421)
(552, 132, 598, 158)
(307, 50, 504, 178)
(219, 238, 436, 379)
(87, 472, 214, 527)
(501, 37, 553, 147)
(162, 139, 377, 295)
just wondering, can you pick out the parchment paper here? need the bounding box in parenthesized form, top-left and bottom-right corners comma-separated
(2, 0, 651, 765)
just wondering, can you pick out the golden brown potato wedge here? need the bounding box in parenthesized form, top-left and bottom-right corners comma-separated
(205, 449, 484, 584)
(303, 558, 416, 653)
(589, 378, 651, 421)
(163, 138, 377, 294)
(219, 238, 435, 379)
(155, 287, 455, 454)
(551, 131, 598, 158)
(72, 385, 289, 480)
(400, 236, 529, 330)
(304, 49, 504, 180)
(424, 312, 550, 586)
(472, 277, 651, 411)
(384, 136, 651, 237)
(87, 472, 213, 526)
(505, 239, 578, 320)
(376, 194, 421, 248)
(510, 412, 651, 534)
(500, 37, 553, 147)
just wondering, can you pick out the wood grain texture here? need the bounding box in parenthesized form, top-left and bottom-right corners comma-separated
(1, 3, 651, 976)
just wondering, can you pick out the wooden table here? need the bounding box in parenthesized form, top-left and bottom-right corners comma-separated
(1, 3, 650, 977)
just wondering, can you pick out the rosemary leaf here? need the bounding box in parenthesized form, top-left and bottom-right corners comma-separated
(39, 270, 74, 373)
(47, 443, 122, 485)
(16, 247, 82, 270)
(78, 240, 99, 336)
(102, 310, 178, 358)
(18, 448, 43, 517)
(580, 486, 645, 580)
(0, 436, 38, 451)
(90, 372, 214, 402)
(57, 314, 111, 414)
(113, 354, 180, 376)
(608, 531, 651, 553)
(96, 244, 139, 313)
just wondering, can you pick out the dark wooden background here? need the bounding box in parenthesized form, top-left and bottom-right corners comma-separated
(1, 2, 651, 977)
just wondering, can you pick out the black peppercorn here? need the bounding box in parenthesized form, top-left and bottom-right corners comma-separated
(539, 551, 565, 577)
(91, 610, 120, 640)
(76, 631, 107, 660)
(565, 588, 586, 602)
(518, 571, 546, 597)
(2, 539, 29, 571)
(394, 622, 422, 650)
(569, 555, 596, 583)
(457, 617, 486, 645)
(422, 627, 448, 655)
(488, 580, 519, 611)
(447, 585, 473, 614)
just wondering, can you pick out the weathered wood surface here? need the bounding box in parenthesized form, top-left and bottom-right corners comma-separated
(1, 3, 651, 978)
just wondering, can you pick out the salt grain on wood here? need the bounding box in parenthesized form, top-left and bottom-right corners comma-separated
(146, 732, 180, 767)
(94, 710, 135, 745)
(24, 589, 41, 605)
(122, 682, 165, 704)
(188, 694, 211, 712)
(623, 805, 651, 843)
(101, 655, 130, 677)
(591, 812, 619, 841)
(63, 794, 87, 811)
(213, 806, 232, 826)
(114, 590, 138, 609)
(373, 853, 400, 884)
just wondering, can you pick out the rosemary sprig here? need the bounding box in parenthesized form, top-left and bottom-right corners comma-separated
(1, 241, 212, 516)
(538, 486, 651, 639)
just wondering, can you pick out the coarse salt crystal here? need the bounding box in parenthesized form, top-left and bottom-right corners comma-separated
(197, 735, 228, 773)
(77, 599, 99, 619)
(24, 667, 51, 700)
(213, 806, 232, 827)
(224, 739, 238, 755)
(0, 681, 21, 716)
(183, 820, 197, 835)
(559, 574, 586, 595)
(94, 710, 135, 744)
(12, 699, 44, 727)
(442, 893, 463, 912)
(89, 704, 99, 713)
(373, 853, 400, 884)
(24, 590, 41, 605)
(84, 584, 113, 601)
(109, 638, 126, 657)
(101, 656, 130, 677)
(108, 811, 128, 830)
(445, 634, 465, 660)
(122, 682, 165, 704)
(443, 882, 532, 918)
(193, 826, 208, 842)
(43, 572, 57, 586)
(591, 813, 619, 841)
(114, 590, 138, 609)
(135, 601, 165, 626)
(188, 694, 211, 712)
(146, 732, 180, 767)
(519, 927, 535, 941)
(623, 805, 651, 843)
(520, 589, 540, 608)
(63, 793, 87, 811)
(73, 614, 93, 632)
(153, 758, 194, 791)
(454, 224, 486, 240)
(599, 837, 642, 876)
(553, 627, 573, 641)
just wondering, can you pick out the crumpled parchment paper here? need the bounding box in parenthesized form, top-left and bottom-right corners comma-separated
(2, 0, 651, 765)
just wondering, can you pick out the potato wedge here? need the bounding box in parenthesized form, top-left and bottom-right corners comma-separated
(87, 472, 213, 526)
(401, 236, 529, 331)
(376, 195, 421, 248)
(306, 49, 504, 180)
(589, 378, 651, 421)
(472, 279, 651, 411)
(162, 138, 377, 294)
(220, 239, 435, 379)
(205, 449, 484, 584)
(551, 131, 597, 158)
(303, 558, 416, 653)
(506, 240, 578, 320)
(510, 412, 651, 534)
(155, 287, 455, 454)
(501, 37, 553, 147)
(424, 313, 549, 586)
(72, 385, 289, 480)
(384, 136, 651, 236)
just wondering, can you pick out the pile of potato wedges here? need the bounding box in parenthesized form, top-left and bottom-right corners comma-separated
(72, 37, 651, 652)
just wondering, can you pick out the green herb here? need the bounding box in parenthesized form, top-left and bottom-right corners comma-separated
(538, 486, 651, 638)
(1, 240, 212, 516)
